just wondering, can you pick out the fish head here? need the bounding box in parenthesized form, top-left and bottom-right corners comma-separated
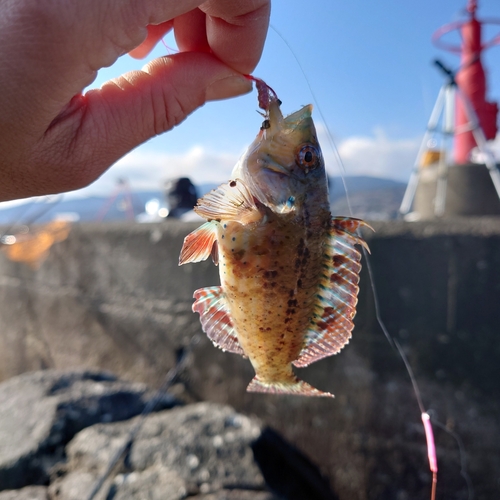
(232, 100, 329, 213)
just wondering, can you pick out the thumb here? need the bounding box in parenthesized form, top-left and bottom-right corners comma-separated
(28, 53, 252, 198)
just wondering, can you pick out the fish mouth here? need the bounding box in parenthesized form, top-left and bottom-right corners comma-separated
(262, 160, 306, 184)
(262, 160, 291, 177)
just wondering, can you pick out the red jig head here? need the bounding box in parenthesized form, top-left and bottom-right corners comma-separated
(244, 75, 281, 113)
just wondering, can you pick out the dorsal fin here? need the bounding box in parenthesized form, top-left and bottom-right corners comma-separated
(179, 221, 218, 265)
(192, 286, 244, 356)
(293, 217, 372, 368)
(194, 180, 263, 224)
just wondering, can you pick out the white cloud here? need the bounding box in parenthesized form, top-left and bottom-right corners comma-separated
(3, 127, 422, 208)
(71, 145, 242, 198)
(317, 125, 421, 182)
(76, 127, 421, 199)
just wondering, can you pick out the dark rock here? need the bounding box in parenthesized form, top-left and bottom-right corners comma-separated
(51, 403, 266, 498)
(48, 468, 187, 500)
(107, 468, 187, 500)
(1, 369, 337, 500)
(0, 370, 176, 491)
(0, 486, 48, 500)
(49, 401, 336, 500)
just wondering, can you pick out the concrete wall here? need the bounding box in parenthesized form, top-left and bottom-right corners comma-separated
(0, 219, 499, 500)
(414, 163, 500, 217)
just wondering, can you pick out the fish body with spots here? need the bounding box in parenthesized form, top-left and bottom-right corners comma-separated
(180, 94, 369, 397)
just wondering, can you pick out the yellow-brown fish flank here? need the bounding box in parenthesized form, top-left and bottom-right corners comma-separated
(180, 80, 371, 397)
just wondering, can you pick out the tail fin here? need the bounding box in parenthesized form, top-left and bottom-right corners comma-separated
(247, 376, 334, 398)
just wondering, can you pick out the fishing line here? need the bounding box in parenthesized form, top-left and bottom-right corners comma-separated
(0, 201, 36, 239)
(0, 195, 62, 239)
(270, 23, 429, 387)
(270, 25, 354, 217)
(430, 412, 474, 500)
(393, 338, 438, 499)
(270, 23, 472, 500)
(2, 199, 50, 236)
(22, 195, 64, 226)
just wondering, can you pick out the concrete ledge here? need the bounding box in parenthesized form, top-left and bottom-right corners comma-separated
(414, 163, 500, 217)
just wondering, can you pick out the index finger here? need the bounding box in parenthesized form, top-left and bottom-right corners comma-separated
(128, 21, 174, 59)
(178, 0, 271, 75)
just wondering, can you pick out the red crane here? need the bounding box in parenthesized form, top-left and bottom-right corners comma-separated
(400, 0, 500, 218)
(433, 0, 500, 164)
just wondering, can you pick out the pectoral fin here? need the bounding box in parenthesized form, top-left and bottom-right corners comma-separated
(179, 221, 218, 265)
(192, 286, 244, 356)
(293, 217, 372, 368)
(194, 179, 263, 225)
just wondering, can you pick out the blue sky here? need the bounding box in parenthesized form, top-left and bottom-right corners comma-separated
(20, 1, 500, 200)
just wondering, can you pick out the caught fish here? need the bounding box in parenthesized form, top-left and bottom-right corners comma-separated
(179, 80, 370, 397)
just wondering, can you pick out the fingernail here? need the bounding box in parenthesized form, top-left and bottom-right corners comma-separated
(206, 75, 252, 102)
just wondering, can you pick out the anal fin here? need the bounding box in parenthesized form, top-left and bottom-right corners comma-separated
(247, 376, 333, 398)
(192, 286, 244, 356)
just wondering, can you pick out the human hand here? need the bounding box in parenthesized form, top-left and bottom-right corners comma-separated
(0, 0, 270, 201)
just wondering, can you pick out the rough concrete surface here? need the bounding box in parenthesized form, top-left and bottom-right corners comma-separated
(0, 219, 499, 499)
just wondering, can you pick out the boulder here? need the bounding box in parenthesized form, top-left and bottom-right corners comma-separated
(51, 403, 266, 499)
(51, 402, 334, 499)
(1, 370, 336, 499)
(0, 370, 176, 490)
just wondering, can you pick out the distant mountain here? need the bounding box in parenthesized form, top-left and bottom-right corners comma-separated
(0, 176, 407, 227)
(0, 191, 162, 226)
(329, 176, 405, 197)
(190, 178, 407, 220)
(329, 176, 406, 220)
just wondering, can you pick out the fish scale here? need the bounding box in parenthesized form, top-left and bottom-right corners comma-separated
(219, 212, 325, 383)
(180, 83, 371, 397)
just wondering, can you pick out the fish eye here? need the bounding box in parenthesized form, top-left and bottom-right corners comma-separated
(296, 144, 321, 171)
